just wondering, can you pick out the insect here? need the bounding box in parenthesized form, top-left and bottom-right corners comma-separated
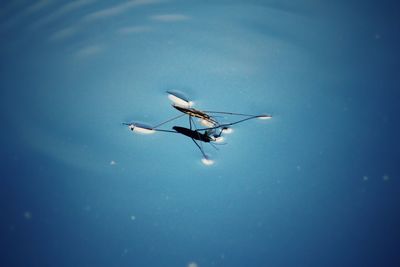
(123, 91, 272, 165)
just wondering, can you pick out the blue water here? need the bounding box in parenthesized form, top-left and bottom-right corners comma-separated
(1, 1, 399, 266)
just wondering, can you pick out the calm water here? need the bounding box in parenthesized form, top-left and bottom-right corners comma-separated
(1, 1, 399, 266)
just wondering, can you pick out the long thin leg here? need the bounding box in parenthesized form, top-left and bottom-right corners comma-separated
(190, 116, 205, 150)
(190, 117, 199, 136)
(153, 114, 186, 129)
(209, 142, 219, 151)
(191, 138, 207, 158)
(202, 110, 259, 116)
(190, 117, 208, 157)
(122, 122, 178, 133)
(196, 115, 271, 131)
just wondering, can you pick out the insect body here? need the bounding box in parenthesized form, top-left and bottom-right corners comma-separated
(124, 91, 272, 165)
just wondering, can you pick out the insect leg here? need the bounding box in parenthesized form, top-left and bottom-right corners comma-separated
(191, 138, 207, 158)
(153, 114, 186, 129)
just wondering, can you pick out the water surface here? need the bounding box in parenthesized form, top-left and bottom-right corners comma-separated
(1, 1, 399, 266)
